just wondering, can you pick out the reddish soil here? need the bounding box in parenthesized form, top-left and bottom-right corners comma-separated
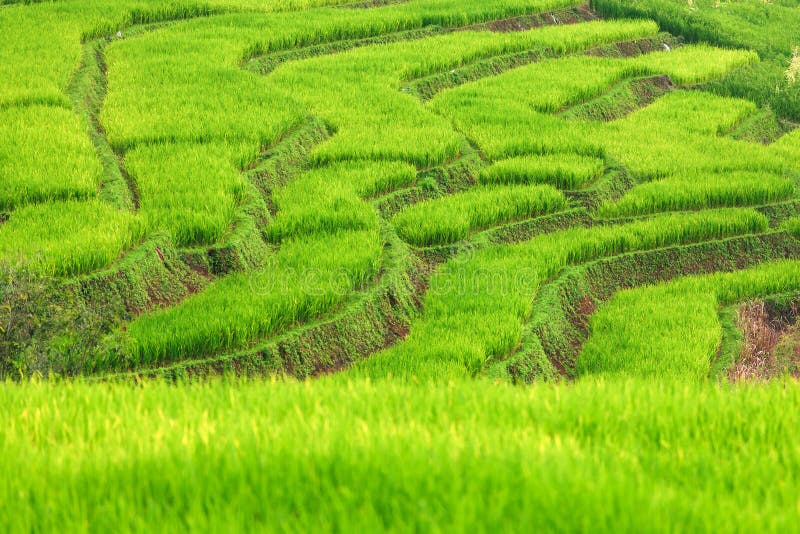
(344, 0, 409, 8)
(574, 296, 597, 332)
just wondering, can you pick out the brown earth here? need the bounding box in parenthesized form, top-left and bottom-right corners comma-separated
(730, 301, 800, 382)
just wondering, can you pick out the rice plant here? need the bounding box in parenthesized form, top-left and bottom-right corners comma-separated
(0, 106, 101, 211)
(270, 19, 655, 167)
(0, 3, 80, 107)
(268, 161, 412, 242)
(599, 91, 790, 178)
(591, 0, 800, 120)
(0, 0, 391, 106)
(591, 0, 800, 60)
(431, 46, 760, 163)
(3, 378, 800, 531)
(626, 44, 759, 85)
(600, 170, 795, 217)
(392, 185, 566, 247)
(3, 0, 800, 529)
(98, 15, 656, 169)
(479, 154, 605, 189)
(110, 15, 653, 365)
(102, 1, 602, 158)
(355, 209, 767, 380)
(0, 201, 143, 277)
(125, 142, 251, 247)
(102, 35, 303, 152)
(580, 260, 800, 380)
(770, 127, 800, 162)
(124, 229, 383, 366)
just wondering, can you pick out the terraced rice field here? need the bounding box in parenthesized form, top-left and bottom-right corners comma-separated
(2, 0, 800, 530)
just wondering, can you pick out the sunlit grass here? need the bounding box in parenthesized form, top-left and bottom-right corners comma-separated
(0, 106, 101, 211)
(2, 377, 800, 531)
(393, 184, 566, 246)
(600, 170, 795, 217)
(356, 209, 767, 380)
(581, 260, 800, 380)
(479, 153, 605, 189)
(0, 201, 143, 277)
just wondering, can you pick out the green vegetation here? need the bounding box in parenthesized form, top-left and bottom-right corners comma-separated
(91, 14, 663, 367)
(590, 0, 800, 120)
(3, 378, 800, 531)
(581, 260, 800, 380)
(601, 170, 795, 216)
(479, 154, 605, 189)
(0, 106, 101, 211)
(122, 229, 383, 368)
(432, 46, 760, 161)
(3, 0, 800, 528)
(0, 201, 142, 277)
(101, 1, 613, 155)
(268, 161, 415, 241)
(356, 209, 768, 381)
(268, 18, 657, 167)
(784, 214, 800, 238)
(0, 0, 373, 106)
(392, 185, 566, 246)
(126, 142, 251, 247)
(592, 0, 800, 59)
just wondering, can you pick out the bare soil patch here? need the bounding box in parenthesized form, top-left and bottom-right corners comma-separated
(730, 301, 800, 382)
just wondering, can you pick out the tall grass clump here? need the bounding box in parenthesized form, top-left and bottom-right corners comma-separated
(600, 170, 795, 217)
(770, 127, 800, 163)
(591, 0, 800, 60)
(782, 215, 800, 239)
(268, 161, 414, 242)
(102, 32, 303, 152)
(599, 91, 791, 177)
(1, 0, 433, 104)
(431, 46, 760, 162)
(704, 59, 800, 123)
(270, 20, 655, 167)
(0, 3, 81, 107)
(0, 201, 143, 277)
(0, 106, 101, 211)
(102, 2, 629, 161)
(392, 185, 566, 247)
(590, 0, 800, 119)
(626, 44, 759, 86)
(126, 142, 252, 247)
(479, 154, 605, 189)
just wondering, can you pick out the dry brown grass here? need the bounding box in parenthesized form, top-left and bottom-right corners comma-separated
(729, 301, 800, 382)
